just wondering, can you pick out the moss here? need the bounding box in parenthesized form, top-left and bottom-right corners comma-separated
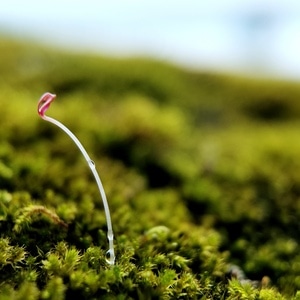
(0, 37, 300, 298)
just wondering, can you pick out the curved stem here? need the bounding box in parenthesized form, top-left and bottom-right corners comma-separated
(38, 93, 115, 265)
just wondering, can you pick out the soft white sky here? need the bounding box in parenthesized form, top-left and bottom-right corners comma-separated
(1, 0, 300, 79)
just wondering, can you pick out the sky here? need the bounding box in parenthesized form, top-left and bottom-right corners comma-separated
(1, 0, 300, 79)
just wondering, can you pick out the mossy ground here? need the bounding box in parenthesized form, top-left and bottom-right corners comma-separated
(0, 37, 300, 299)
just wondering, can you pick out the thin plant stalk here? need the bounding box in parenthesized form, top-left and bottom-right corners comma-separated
(38, 92, 115, 265)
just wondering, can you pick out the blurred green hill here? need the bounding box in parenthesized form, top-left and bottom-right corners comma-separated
(0, 37, 300, 299)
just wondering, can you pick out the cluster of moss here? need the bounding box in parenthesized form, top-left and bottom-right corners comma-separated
(0, 37, 300, 298)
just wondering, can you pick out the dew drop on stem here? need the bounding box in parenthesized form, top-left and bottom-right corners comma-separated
(89, 160, 95, 168)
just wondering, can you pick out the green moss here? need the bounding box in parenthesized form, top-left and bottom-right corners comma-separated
(0, 36, 300, 298)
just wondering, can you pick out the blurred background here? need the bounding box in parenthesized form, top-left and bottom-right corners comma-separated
(1, 0, 300, 80)
(1, 1, 300, 296)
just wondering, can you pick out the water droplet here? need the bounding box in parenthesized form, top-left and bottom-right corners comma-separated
(105, 250, 113, 265)
(89, 160, 95, 168)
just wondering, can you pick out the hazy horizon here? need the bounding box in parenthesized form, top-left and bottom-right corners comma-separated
(1, 0, 300, 79)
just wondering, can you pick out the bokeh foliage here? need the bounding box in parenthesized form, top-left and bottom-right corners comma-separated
(0, 37, 300, 298)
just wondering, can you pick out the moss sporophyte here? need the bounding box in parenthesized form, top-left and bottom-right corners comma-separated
(38, 92, 115, 265)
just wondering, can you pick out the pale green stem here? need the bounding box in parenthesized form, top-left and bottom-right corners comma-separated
(41, 108, 115, 265)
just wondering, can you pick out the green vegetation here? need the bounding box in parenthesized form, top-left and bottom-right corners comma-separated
(1, 36, 300, 299)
